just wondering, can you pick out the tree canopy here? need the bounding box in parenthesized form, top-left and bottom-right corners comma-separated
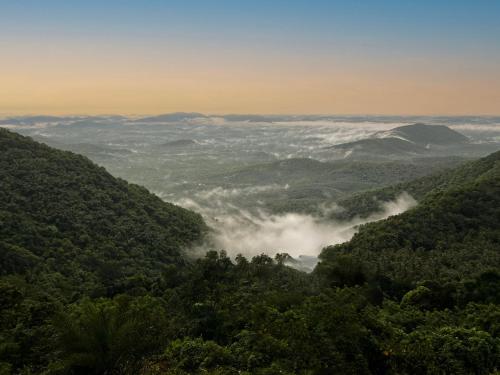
(1, 128, 499, 374)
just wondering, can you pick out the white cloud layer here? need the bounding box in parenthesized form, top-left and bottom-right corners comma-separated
(179, 192, 416, 259)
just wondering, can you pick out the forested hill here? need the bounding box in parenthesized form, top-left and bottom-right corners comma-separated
(0, 128, 206, 296)
(374, 123, 470, 146)
(319, 149, 500, 287)
(334, 150, 500, 220)
(1, 128, 499, 374)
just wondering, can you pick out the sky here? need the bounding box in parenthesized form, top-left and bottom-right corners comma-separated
(1, 0, 499, 116)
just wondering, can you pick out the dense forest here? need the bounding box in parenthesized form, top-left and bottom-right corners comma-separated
(333, 150, 500, 221)
(1, 128, 499, 374)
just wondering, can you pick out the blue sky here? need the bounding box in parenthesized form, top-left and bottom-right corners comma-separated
(1, 1, 499, 115)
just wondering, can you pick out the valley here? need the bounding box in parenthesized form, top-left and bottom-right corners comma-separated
(1, 116, 500, 374)
(6, 115, 499, 261)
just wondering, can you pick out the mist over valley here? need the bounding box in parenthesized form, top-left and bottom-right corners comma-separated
(4, 114, 500, 266)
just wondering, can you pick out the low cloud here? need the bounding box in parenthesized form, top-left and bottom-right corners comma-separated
(192, 185, 288, 200)
(180, 192, 417, 260)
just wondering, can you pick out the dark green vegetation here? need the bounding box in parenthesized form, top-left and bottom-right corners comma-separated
(0, 128, 206, 296)
(335, 149, 500, 220)
(210, 156, 465, 214)
(320, 149, 500, 284)
(1, 128, 499, 374)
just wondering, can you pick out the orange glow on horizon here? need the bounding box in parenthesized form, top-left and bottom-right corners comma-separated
(1, 44, 499, 116)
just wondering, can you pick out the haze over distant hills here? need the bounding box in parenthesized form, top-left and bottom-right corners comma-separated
(2, 115, 499, 220)
(3, 113, 500, 125)
(374, 123, 469, 146)
(1, 123, 500, 374)
(1, 116, 500, 374)
(159, 139, 198, 148)
(133, 112, 208, 123)
(326, 123, 499, 160)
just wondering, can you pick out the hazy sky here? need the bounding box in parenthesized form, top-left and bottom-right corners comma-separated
(1, 0, 499, 115)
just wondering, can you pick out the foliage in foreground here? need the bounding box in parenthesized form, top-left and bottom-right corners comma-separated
(1, 251, 500, 374)
(0, 129, 499, 374)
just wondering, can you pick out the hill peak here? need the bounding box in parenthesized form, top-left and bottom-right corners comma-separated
(375, 123, 469, 146)
(135, 112, 207, 123)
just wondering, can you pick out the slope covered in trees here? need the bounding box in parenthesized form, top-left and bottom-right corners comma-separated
(1, 128, 499, 374)
(0, 128, 206, 296)
(334, 150, 500, 220)
(319, 149, 500, 287)
(208, 156, 464, 214)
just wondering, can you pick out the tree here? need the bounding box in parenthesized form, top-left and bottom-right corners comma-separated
(53, 295, 170, 374)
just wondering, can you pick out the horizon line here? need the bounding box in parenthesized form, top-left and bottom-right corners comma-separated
(2, 112, 500, 118)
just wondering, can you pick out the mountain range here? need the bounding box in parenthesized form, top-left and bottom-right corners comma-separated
(0, 126, 499, 374)
(326, 123, 496, 160)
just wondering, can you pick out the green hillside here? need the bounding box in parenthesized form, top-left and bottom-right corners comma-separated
(319, 149, 500, 286)
(209, 156, 464, 213)
(334, 150, 500, 220)
(1, 128, 499, 375)
(0, 128, 206, 296)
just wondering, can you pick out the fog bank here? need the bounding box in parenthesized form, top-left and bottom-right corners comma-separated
(179, 193, 416, 259)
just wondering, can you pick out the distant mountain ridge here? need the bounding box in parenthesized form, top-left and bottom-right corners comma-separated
(134, 112, 207, 123)
(0, 115, 127, 126)
(327, 123, 471, 159)
(374, 123, 469, 146)
(204, 156, 465, 214)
